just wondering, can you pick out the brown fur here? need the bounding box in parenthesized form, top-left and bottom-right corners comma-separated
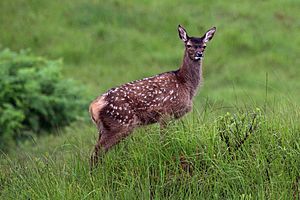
(89, 96, 107, 128)
(89, 25, 216, 168)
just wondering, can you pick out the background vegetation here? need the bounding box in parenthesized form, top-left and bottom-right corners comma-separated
(0, 0, 299, 199)
(0, 49, 86, 151)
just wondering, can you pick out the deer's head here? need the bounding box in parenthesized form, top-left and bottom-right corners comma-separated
(178, 25, 216, 61)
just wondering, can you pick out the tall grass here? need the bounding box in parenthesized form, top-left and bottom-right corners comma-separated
(1, 104, 299, 199)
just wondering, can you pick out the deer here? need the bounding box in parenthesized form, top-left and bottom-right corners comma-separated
(89, 25, 216, 168)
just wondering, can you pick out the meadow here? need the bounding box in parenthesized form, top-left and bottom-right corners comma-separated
(0, 0, 299, 199)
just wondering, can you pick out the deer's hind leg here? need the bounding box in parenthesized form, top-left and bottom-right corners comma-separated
(90, 124, 134, 169)
(100, 127, 132, 151)
(89, 95, 109, 169)
(90, 128, 105, 170)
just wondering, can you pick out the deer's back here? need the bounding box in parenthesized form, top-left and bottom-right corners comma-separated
(92, 71, 192, 128)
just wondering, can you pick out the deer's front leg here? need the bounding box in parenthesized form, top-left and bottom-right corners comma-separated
(159, 115, 172, 138)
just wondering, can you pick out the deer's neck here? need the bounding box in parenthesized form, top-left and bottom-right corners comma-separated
(177, 50, 203, 97)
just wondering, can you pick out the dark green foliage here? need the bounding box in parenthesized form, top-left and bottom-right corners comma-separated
(0, 49, 86, 151)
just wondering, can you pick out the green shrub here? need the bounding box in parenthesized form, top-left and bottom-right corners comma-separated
(0, 49, 87, 151)
(217, 108, 262, 155)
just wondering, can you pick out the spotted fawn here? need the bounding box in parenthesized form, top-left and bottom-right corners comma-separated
(89, 25, 216, 167)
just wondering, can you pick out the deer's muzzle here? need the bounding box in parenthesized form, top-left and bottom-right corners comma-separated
(194, 52, 203, 60)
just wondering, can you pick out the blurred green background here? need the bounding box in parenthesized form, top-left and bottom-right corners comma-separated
(1, 0, 299, 106)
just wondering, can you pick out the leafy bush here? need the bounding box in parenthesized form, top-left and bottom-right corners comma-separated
(0, 49, 87, 151)
(217, 108, 262, 154)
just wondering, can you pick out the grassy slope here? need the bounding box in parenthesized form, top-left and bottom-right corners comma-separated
(0, 0, 299, 104)
(0, 0, 300, 199)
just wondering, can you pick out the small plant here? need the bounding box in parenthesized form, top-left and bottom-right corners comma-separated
(0, 49, 87, 151)
(217, 108, 262, 154)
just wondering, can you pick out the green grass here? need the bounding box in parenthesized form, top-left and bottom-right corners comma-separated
(0, 0, 300, 199)
(1, 105, 299, 199)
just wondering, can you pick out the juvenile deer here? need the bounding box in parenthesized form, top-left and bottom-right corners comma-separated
(89, 25, 216, 167)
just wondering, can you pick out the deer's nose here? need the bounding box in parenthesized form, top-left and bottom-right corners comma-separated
(195, 52, 203, 57)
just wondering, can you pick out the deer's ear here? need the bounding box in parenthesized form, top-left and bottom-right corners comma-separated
(203, 27, 216, 43)
(178, 25, 188, 42)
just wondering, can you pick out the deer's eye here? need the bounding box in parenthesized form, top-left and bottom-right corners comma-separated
(187, 44, 192, 48)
